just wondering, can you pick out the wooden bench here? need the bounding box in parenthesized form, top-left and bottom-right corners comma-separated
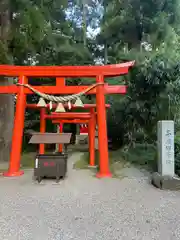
(29, 133, 72, 183)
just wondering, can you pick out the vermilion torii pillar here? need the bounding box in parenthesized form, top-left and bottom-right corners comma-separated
(3, 75, 27, 176)
(0, 61, 134, 177)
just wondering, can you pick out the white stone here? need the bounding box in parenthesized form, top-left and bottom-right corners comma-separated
(157, 120, 175, 176)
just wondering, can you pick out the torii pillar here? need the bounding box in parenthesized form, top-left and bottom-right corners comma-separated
(96, 75, 111, 178)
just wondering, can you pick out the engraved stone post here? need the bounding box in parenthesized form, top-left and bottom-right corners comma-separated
(157, 120, 174, 176)
(152, 121, 180, 190)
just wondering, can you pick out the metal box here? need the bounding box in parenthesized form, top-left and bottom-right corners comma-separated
(34, 153, 68, 183)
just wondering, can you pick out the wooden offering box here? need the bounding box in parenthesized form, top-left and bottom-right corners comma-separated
(29, 133, 71, 183)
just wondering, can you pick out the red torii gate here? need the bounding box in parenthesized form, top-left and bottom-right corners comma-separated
(50, 112, 96, 167)
(0, 62, 134, 178)
(26, 103, 110, 167)
(26, 103, 110, 155)
(49, 111, 98, 167)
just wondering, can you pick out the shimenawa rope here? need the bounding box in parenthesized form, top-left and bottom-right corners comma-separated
(16, 82, 104, 103)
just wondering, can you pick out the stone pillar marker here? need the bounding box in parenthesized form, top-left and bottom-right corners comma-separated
(152, 120, 180, 190)
(157, 120, 174, 177)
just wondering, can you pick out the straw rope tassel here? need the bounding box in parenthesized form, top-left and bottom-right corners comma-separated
(74, 97, 84, 107)
(49, 101, 53, 110)
(68, 101, 72, 110)
(55, 103, 66, 112)
(37, 97, 46, 107)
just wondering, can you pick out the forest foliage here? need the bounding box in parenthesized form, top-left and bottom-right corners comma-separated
(1, 0, 180, 169)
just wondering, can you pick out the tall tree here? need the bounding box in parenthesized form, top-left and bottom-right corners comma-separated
(0, 0, 14, 162)
(97, 0, 180, 146)
(97, 0, 180, 62)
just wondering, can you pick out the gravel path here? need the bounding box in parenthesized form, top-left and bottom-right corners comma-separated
(0, 152, 180, 240)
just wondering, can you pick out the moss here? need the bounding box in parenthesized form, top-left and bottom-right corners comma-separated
(0, 143, 157, 175)
(21, 152, 36, 169)
(73, 144, 157, 177)
(73, 154, 89, 169)
(73, 150, 128, 178)
(119, 144, 157, 172)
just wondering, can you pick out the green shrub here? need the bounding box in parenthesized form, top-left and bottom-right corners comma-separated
(175, 135, 180, 174)
(120, 143, 157, 171)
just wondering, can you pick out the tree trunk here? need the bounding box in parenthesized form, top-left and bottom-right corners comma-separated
(0, 0, 14, 162)
(103, 3, 108, 64)
(0, 79, 14, 162)
(104, 42, 108, 64)
(0, 0, 10, 42)
(82, 1, 87, 47)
